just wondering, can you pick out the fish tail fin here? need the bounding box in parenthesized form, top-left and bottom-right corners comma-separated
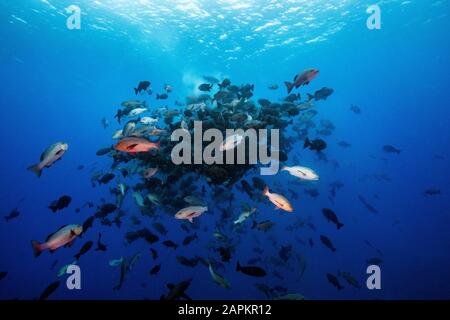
(156, 94, 160, 100)
(337, 222, 344, 230)
(236, 261, 241, 271)
(27, 164, 42, 178)
(262, 186, 269, 196)
(134, 88, 138, 95)
(284, 81, 293, 94)
(31, 240, 43, 257)
(307, 93, 314, 101)
(303, 137, 311, 149)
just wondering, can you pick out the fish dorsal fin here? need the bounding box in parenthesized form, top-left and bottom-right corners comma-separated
(294, 75, 299, 82)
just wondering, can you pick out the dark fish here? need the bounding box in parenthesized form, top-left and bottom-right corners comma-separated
(95, 233, 107, 251)
(82, 216, 95, 234)
(424, 188, 441, 196)
(278, 245, 292, 262)
(326, 273, 343, 290)
(320, 235, 336, 252)
(161, 279, 192, 300)
(96, 147, 111, 156)
(339, 271, 361, 289)
(241, 180, 253, 198)
(176, 256, 199, 267)
(152, 222, 168, 236)
(98, 173, 115, 184)
(322, 208, 344, 229)
(74, 241, 93, 260)
(4, 208, 20, 222)
(95, 203, 117, 219)
(48, 195, 72, 213)
(252, 220, 274, 232)
(252, 177, 266, 190)
(366, 257, 383, 265)
(149, 264, 161, 275)
(304, 137, 327, 152)
(217, 246, 232, 262)
(198, 83, 213, 92)
(218, 79, 231, 90)
(162, 240, 178, 249)
(236, 261, 267, 277)
(350, 104, 361, 114)
(358, 195, 378, 213)
(125, 229, 159, 245)
(39, 281, 61, 300)
(203, 75, 219, 83)
(308, 238, 314, 247)
(382, 145, 401, 154)
(134, 81, 151, 95)
(0, 271, 7, 281)
(156, 93, 168, 100)
(182, 233, 198, 246)
(307, 87, 334, 101)
(150, 248, 158, 260)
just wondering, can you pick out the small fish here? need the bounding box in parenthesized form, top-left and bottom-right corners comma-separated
(140, 116, 158, 125)
(382, 145, 401, 154)
(320, 235, 336, 252)
(98, 173, 115, 184)
(424, 188, 441, 196)
(152, 222, 168, 236)
(339, 271, 361, 289)
(263, 186, 293, 212)
(233, 207, 256, 225)
(39, 281, 61, 300)
(307, 87, 334, 101)
(268, 84, 279, 90)
(57, 261, 77, 277)
(209, 263, 230, 289)
(182, 233, 198, 246)
(161, 279, 192, 300)
(198, 83, 213, 92)
(304, 137, 327, 152)
(251, 220, 274, 232)
(149, 264, 161, 275)
(95, 233, 107, 251)
(74, 241, 93, 261)
(143, 167, 158, 179)
(32, 224, 83, 257)
(183, 195, 206, 206)
(0, 272, 8, 281)
(175, 206, 208, 223)
(236, 261, 267, 277)
(281, 165, 319, 181)
(156, 93, 168, 100)
(127, 108, 148, 117)
(150, 248, 158, 260)
(350, 104, 361, 114)
(326, 273, 343, 290)
(4, 208, 20, 222)
(28, 142, 69, 177)
(322, 208, 344, 229)
(162, 240, 178, 250)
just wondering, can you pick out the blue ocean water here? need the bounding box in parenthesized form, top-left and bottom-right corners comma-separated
(0, 0, 449, 300)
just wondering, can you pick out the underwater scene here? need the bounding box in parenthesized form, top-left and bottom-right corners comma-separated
(0, 0, 449, 300)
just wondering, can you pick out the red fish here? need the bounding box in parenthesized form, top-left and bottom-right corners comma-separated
(285, 69, 319, 94)
(115, 137, 160, 153)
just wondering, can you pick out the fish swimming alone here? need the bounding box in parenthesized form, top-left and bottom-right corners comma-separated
(263, 186, 293, 212)
(27, 142, 68, 177)
(115, 137, 160, 153)
(32, 224, 83, 257)
(285, 69, 319, 94)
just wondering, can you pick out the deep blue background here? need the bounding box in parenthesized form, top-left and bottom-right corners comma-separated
(0, 0, 449, 299)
